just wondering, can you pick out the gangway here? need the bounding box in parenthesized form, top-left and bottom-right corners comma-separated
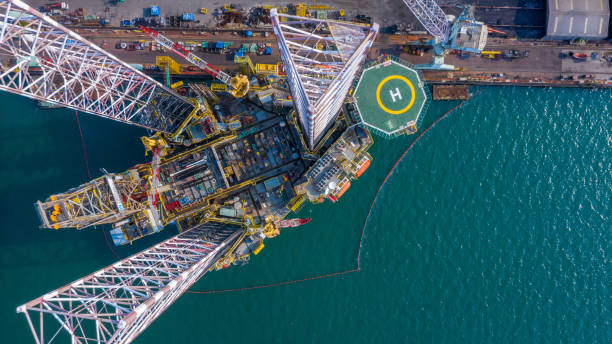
(140, 26, 250, 98)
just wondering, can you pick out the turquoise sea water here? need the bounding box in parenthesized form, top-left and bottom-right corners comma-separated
(0, 86, 609, 343)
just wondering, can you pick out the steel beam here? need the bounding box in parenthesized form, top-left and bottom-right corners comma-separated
(402, 0, 450, 42)
(271, 9, 378, 149)
(17, 221, 244, 344)
(0, 0, 195, 133)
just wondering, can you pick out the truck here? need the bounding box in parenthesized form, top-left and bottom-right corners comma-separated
(41, 2, 68, 12)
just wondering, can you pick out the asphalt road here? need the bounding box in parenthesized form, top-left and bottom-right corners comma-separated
(27, 0, 550, 37)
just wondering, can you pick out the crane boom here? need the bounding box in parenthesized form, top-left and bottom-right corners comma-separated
(140, 26, 249, 97)
(401, 0, 449, 42)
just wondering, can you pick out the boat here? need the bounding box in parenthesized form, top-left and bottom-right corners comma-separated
(569, 52, 588, 60)
(37, 100, 61, 108)
(275, 218, 312, 228)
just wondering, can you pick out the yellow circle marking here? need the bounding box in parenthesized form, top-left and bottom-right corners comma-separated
(375, 75, 416, 115)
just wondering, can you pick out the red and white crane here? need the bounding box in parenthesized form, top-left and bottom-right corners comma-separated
(140, 26, 250, 98)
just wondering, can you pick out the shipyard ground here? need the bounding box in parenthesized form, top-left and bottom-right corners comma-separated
(69, 27, 612, 88)
(25, 0, 549, 37)
(26, 0, 610, 88)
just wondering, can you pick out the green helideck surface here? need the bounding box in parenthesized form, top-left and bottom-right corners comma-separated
(354, 60, 427, 135)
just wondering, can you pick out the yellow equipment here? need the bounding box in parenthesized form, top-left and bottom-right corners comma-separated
(296, 3, 307, 17)
(252, 242, 264, 255)
(140, 134, 169, 157)
(155, 56, 180, 74)
(255, 63, 279, 76)
(170, 80, 184, 89)
(234, 54, 255, 75)
(210, 83, 228, 92)
(309, 5, 332, 10)
(228, 75, 249, 98)
(200, 7, 207, 14)
(481, 51, 501, 59)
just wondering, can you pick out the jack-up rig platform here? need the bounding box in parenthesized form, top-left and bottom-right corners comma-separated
(0, 0, 430, 343)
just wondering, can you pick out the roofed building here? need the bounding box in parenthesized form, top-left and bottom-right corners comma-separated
(545, 0, 610, 40)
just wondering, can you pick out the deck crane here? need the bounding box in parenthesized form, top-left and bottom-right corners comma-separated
(401, 0, 487, 70)
(140, 26, 250, 98)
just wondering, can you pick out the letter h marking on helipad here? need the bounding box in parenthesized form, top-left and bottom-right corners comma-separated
(389, 88, 402, 102)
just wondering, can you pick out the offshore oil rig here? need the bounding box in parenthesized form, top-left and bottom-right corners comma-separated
(0, 0, 472, 342)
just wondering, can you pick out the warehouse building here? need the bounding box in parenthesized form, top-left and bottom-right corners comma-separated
(545, 0, 610, 40)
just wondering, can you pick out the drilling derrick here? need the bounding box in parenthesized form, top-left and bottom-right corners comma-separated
(17, 221, 245, 344)
(0, 0, 196, 134)
(36, 167, 152, 230)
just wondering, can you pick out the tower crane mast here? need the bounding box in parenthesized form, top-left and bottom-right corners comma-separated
(402, 0, 449, 43)
(400, 0, 487, 70)
(140, 26, 249, 98)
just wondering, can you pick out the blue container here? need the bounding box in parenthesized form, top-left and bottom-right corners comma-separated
(246, 31, 253, 37)
(151, 6, 159, 16)
(128, 63, 143, 71)
(121, 20, 131, 27)
(215, 41, 224, 49)
(235, 51, 244, 57)
(265, 47, 272, 55)
(183, 13, 194, 21)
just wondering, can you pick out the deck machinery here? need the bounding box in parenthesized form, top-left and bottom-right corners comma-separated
(0, 0, 379, 343)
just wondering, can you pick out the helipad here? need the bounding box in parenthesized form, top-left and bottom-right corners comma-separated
(354, 59, 427, 135)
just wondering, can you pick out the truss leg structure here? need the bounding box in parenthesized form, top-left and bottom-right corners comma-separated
(0, 0, 195, 133)
(271, 9, 378, 149)
(17, 221, 245, 344)
(401, 0, 450, 42)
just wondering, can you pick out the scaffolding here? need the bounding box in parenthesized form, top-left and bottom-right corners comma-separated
(270, 9, 378, 149)
(36, 169, 151, 229)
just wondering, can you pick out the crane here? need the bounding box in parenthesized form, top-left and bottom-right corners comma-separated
(401, 0, 488, 70)
(140, 26, 250, 98)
